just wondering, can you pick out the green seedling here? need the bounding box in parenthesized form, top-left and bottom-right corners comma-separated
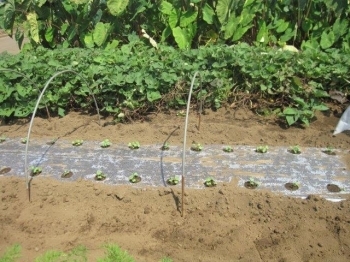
(0, 136, 6, 143)
(223, 145, 233, 153)
(61, 170, 73, 178)
(128, 141, 140, 149)
(204, 177, 217, 187)
(161, 142, 170, 151)
(246, 178, 260, 188)
(21, 137, 27, 144)
(256, 145, 268, 153)
(100, 139, 111, 148)
(191, 142, 203, 152)
(30, 166, 42, 176)
(176, 110, 185, 117)
(289, 145, 301, 154)
(72, 139, 83, 146)
(323, 146, 336, 155)
(129, 172, 141, 183)
(167, 176, 180, 185)
(95, 170, 106, 181)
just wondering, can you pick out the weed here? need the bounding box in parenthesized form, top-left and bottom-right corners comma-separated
(204, 177, 217, 187)
(256, 145, 268, 153)
(95, 170, 106, 181)
(0, 136, 6, 143)
(30, 166, 42, 176)
(191, 142, 203, 152)
(167, 176, 180, 185)
(72, 139, 83, 146)
(161, 142, 170, 151)
(289, 145, 301, 154)
(0, 244, 21, 262)
(100, 139, 111, 148)
(97, 244, 135, 262)
(128, 141, 140, 149)
(223, 146, 233, 152)
(129, 172, 141, 183)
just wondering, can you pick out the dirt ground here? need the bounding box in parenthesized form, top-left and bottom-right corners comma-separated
(1, 107, 350, 261)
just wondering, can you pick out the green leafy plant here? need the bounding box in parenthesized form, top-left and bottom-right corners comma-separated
(95, 170, 106, 181)
(0, 243, 21, 262)
(30, 166, 42, 176)
(176, 110, 186, 117)
(129, 172, 141, 183)
(100, 139, 111, 148)
(97, 243, 135, 262)
(223, 146, 233, 153)
(167, 176, 180, 185)
(256, 145, 268, 153)
(0, 136, 6, 143)
(128, 141, 140, 149)
(245, 178, 260, 189)
(20, 137, 27, 144)
(72, 139, 83, 146)
(191, 143, 203, 152)
(289, 145, 301, 154)
(323, 146, 336, 155)
(204, 177, 217, 187)
(161, 142, 170, 151)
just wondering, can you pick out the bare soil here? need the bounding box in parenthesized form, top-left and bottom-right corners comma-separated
(1, 108, 350, 261)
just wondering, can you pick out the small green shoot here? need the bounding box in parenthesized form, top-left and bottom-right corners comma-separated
(246, 177, 260, 188)
(176, 110, 185, 117)
(256, 145, 268, 153)
(191, 142, 203, 152)
(223, 145, 233, 153)
(323, 146, 336, 155)
(167, 176, 180, 185)
(128, 141, 140, 149)
(72, 139, 83, 146)
(129, 172, 141, 183)
(161, 142, 170, 151)
(204, 177, 217, 187)
(30, 166, 42, 176)
(289, 145, 301, 154)
(95, 170, 106, 181)
(61, 170, 73, 178)
(0, 136, 6, 143)
(100, 139, 111, 148)
(0, 244, 21, 261)
(21, 137, 27, 144)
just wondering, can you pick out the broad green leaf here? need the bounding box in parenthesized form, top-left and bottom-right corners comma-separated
(332, 18, 348, 41)
(172, 27, 189, 49)
(286, 115, 297, 126)
(179, 10, 197, 27)
(45, 27, 54, 43)
(283, 107, 298, 115)
(37, 0, 47, 7)
(320, 31, 335, 49)
(232, 25, 252, 41)
(216, 0, 234, 24)
(58, 107, 65, 117)
(105, 40, 119, 50)
(224, 15, 238, 40)
(93, 22, 110, 47)
(168, 9, 179, 29)
(312, 104, 329, 111)
(276, 20, 289, 33)
(159, 1, 174, 15)
(256, 20, 268, 43)
(83, 32, 94, 48)
(26, 12, 40, 43)
(147, 91, 162, 102)
(202, 3, 214, 24)
(3, 0, 15, 30)
(161, 26, 172, 42)
(107, 0, 129, 16)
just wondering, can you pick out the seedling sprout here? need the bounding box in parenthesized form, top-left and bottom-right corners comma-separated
(30, 166, 42, 176)
(128, 141, 140, 149)
(21, 137, 27, 144)
(223, 146, 233, 153)
(204, 177, 217, 187)
(61, 170, 73, 178)
(95, 170, 106, 181)
(167, 176, 180, 185)
(256, 145, 268, 153)
(100, 139, 111, 148)
(129, 172, 141, 183)
(191, 142, 203, 152)
(289, 145, 301, 154)
(72, 139, 83, 146)
(245, 177, 260, 189)
(323, 146, 336, 155)
(161, 142, 170, 151)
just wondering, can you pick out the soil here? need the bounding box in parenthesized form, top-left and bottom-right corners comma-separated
(1, 108, 350, 261)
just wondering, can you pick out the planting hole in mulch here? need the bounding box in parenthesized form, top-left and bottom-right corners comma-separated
(285, 182, 300, 191)
(61, 171, 73, 178)
(0, 167, 11, 174)
(327, 184, 342, 193)
(244, 181, 259, 189)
